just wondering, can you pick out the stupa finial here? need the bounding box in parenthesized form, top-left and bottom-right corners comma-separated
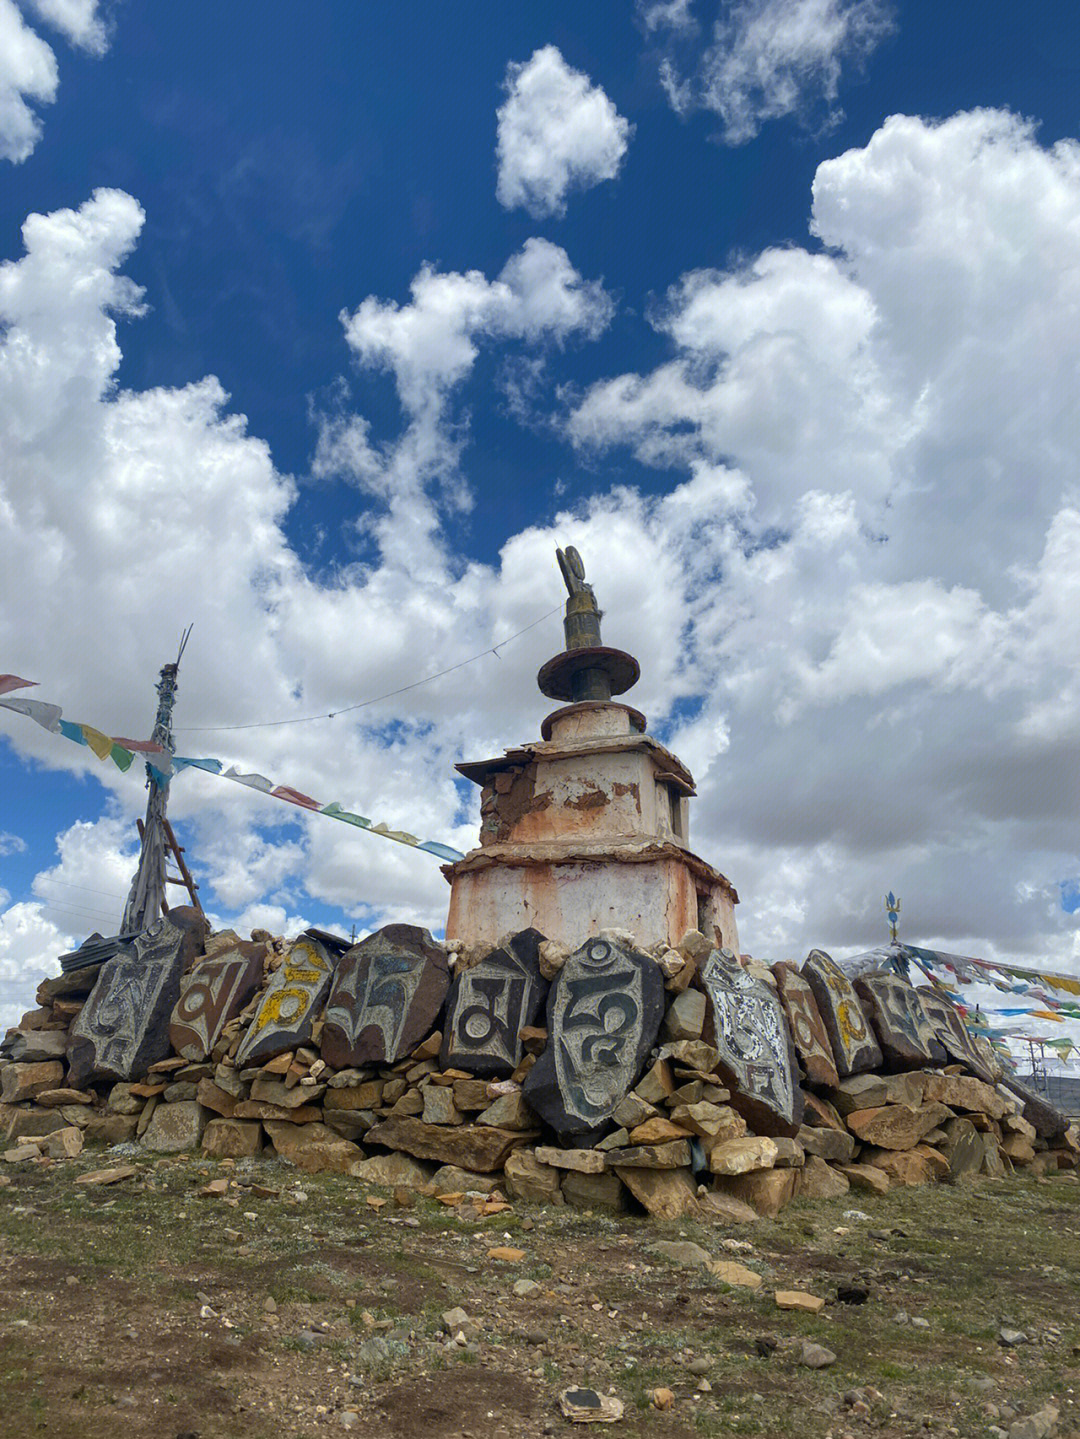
(556, 545, 603, 651)
(538, 546, 639, 705)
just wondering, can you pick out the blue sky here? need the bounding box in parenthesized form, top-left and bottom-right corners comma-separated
(2, 0, 1080, 1037)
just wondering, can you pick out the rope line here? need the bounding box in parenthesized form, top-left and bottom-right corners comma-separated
(174, 602, 563, 734)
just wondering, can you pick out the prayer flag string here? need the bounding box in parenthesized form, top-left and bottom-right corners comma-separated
(0, 675, 463, 863)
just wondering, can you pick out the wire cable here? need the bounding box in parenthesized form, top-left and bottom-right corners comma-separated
(174, 601, 563, 734)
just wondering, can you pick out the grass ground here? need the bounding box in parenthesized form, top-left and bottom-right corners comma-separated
(1, 1147, 1078, 1438)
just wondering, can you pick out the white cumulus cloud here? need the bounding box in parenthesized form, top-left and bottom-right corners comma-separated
(3, 105, 1080, 1035)
(24, 0, 107, 54)
(496, 45, 633, 218)
(0, 0, 107, 164)
(0, 0, 58, 162)
(653, 0, 893, 143)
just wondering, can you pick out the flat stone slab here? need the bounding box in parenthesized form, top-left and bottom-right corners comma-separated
(708, 1136, 779, 1176)
(801, 950, 882, 1078)
(321, 925, 449, 1068)
(263, 1120, 363, 1173)
(845, 1103, 948, 1150)
(615, 1166, 700, 1220)
(800, 1155, 851, 1199)
(363, 1115, 537, 1172)
(534, 1145, 606, 1173)
(235, 935, 336, 1066)
(699, 948, 803, 1138)
(772, 962, 839, 1089)
(502, 1149, 563, 1206)
(716, 1168, 799, 1217)
(68, 907, 208, 1086)
(1, 1061, 64, 1102)
(1001, 1074, 1069, 1141)
(798, 1125, 856, 1164)
(522, 936, 665, 1143)
(202, 1118, 262, 1159)
(74, 1165, 137, 1186)
(440, 929, 547, 1078)
(140, 1099, 207, 1153)
(169, 944, 265, 1061)
(2, 1029, 69, 1063)
(775, 1290, 825, 1313)
(854, 973, 946, 1069)
(604, 1140, 691, 1169)
(922, 1072, 1007, 1118)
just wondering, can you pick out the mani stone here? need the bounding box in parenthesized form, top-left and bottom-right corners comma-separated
(522, 935, 665, 1144)
(801, 950, 882, 1078)
(699, 948, 803, 1139)
(772, 962, 839, 1089)
(321, 924, 449, 1069)
(440, 928, 547, 1078)
(235, 934, 336, 1066)
(68, 907, 208, 1086)
(169, 943, 265, 1061)
(916, 989, 997, 1085)
(854, 972, 946, 1069)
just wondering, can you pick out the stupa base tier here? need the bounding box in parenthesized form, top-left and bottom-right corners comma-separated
(443, 840, 739, 955)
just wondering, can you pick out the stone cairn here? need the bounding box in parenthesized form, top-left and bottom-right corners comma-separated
(3, 905, 1076, 1219)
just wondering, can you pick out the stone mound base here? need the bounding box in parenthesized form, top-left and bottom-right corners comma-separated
(3, 916, 1075, 1221)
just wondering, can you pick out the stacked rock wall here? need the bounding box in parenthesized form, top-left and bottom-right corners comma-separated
(2, 906, 1076, 1217)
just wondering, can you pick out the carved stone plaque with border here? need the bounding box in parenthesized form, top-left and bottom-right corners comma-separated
(854, 972, 947, 1070)
(701, 949, 803, 1137)
(321, 924, 449, 1069)
(772, 961, 839, 1089)
(523, 937, 665, 1143)
(917, 988, 997, 1084)
(235, 935, 335, 1066)
(801, 949, 882, 1078)
(68, 906, 208, 1085)
(440, 929, 547, 1078)
(169, 943, 266, 1061)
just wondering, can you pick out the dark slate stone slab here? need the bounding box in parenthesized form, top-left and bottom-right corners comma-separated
(700, 949, 803, 1138)
(917, 989, 996, 1084)
(320, 925, 449, 1069)
(440, 928, 547, 1078)
(1001, 1074, 1069, 1141)
(855, 972, 948, 1070)
(169, 943, 266, 1061)
(523, 936, 665, 1144)
(67, 906, 209, 1085)
(60, 932, 136, 973)
(235, 934, 336, 1066)
(802, 949, 882, 1078)
(772, 961, 839, 1089)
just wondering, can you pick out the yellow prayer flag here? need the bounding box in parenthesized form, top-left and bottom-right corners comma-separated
(80, 724, 115, 761)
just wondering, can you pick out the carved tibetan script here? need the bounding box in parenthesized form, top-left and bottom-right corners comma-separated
(236, 935, 335, 1066)
(918, 988, 996, 1084)
(802, 948, 882, 1078)
(854, 972, 947, 1070)
(68, 907, 208, 1085)
(321, 924, 449, 1068)
(523, 937, 664, 1141)
(772, 961, 839, 1089)
(169, 944, 265, 1061)
(441, 929, 547, 1077)
(701, 949, 803, 1137)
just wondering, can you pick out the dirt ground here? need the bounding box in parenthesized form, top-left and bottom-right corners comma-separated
(2, 1148, 1079, 1439)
